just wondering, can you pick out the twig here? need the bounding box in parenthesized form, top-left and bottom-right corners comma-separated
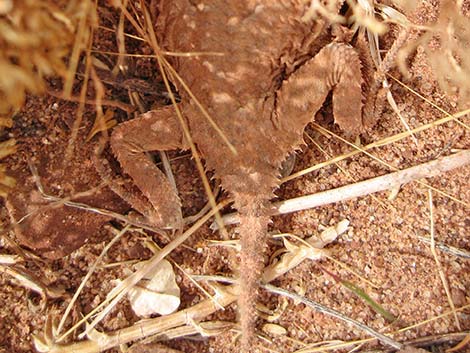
(262, 283, 403, 350)
(47, 89, 135, 113)
(193, 276, 403, 350)
(356, 332, 470, 353)
(40, 284, 237, 353)
(292, 305, 470, 353)
(0, 265, 65, 303)
(215, 150, 470, 227)
(417, 236, 470, 259)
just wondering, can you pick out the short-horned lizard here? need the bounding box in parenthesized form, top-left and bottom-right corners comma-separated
(107, 1, 378, 351)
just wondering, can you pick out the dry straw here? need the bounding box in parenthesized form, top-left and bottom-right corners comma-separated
(0, 0, 96, 195)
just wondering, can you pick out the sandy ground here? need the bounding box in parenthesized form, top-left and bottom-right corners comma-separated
(0, 1, 469, 353)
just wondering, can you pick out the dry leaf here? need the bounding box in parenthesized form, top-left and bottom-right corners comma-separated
(86, 109, 117, 141)
(257, 298, 288, 322)
(263, 220, 348, 281)
(314, 219, 349, 247)
(263, 237, 327, 281)
(124, 259, 180, 317)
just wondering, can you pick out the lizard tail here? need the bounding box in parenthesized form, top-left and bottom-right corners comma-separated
(235, 195, 271, 352)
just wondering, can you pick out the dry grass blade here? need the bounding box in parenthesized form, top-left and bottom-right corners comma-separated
(0, 1, 91, 116)
(62, 0, 97, 98)
(324, 254, 379, 289)
(46, 89, 134, 112)
(262, 283, 402, 350)
(417, 236, 470, 259)
(134, 321, 233, 347)
(396, 304, 470, 336)
(63, 27, 94, 164)
(0, 265, 65, 303)
(113, 0, 127, 76)
(86, 109, 117, 142)
(385, 87, 419, 146)
(0, 139, 15, 159)
(352, 0, 388, 35)
(92, 49, 225, 58)
(294, 307, 470, 353)
(426, 190, 461, 330)
(0, 254, 20, 265)
(84, 66, 114, 143)
(388, 75, 470, 131)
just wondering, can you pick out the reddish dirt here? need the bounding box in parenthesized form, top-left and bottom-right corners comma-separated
(4, 98, 128, 259)
(0, 2, 469, 353)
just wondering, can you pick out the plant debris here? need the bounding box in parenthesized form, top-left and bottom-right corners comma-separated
(124, 259, 180, 317)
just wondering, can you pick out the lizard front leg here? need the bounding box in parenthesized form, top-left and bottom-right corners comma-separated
(277, 42, 367, 136)
(110, 105, 187, 229)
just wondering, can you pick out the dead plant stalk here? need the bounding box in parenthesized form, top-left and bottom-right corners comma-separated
(219, 150, 470, 226)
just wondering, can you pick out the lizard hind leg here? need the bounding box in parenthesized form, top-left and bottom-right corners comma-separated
(110, 105, 186, 229)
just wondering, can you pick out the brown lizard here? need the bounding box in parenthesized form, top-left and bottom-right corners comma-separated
(106, 1, 379, 351)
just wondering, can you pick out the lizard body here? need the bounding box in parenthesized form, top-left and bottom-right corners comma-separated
(109, 1, 377, 351)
